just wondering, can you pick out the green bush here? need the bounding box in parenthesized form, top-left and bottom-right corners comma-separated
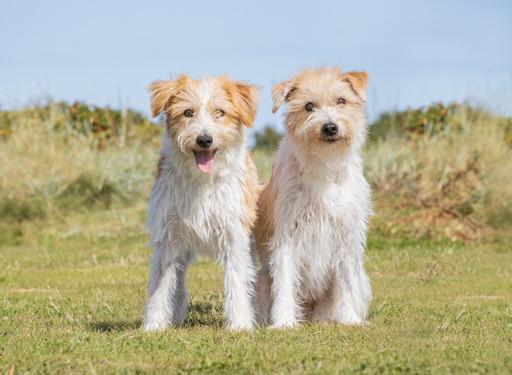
(0, 197, 47, 222)
(2, 100, 510, 242)
(0, 101, 160, 146)
(367, 102, 502, 142)
(253, 125, 282, 151)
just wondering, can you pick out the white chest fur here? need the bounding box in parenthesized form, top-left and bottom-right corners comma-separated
(178, 175, 245, 253)
(271, 139, 371, 300)
(148, 144, 248, 257)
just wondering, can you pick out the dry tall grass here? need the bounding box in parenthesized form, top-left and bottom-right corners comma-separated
(0, 106, 157, 222)
(1, 102, 510, 242)
(366, 107, 512, 240)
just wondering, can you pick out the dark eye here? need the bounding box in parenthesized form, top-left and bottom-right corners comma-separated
(184, 109, 194, 118)
(217, 109, 225, 117)
(305, 102, 314, 112)
(337, 97, 346, 105)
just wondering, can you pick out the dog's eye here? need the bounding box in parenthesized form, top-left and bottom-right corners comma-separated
(184, 109, 194, 118)
(305, 102, 314, 112)
(217, 109, 225, 117)
(337, 97, 346, 105)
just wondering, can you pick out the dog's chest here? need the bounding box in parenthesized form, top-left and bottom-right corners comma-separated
(300, 190, 348, 288)
(278, 179, 362, 299)
(280, 180, 356, 246)
(175, 178, 245, 252)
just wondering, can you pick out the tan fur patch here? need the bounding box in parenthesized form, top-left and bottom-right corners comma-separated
(221, 78, 260, 127)
(254, 164, 282, 264)
(240, 153, 261, 231)
(155, 153, 166, 180)
(271, 80, 295, 113)
(342, 71, 368, 101)
(149, 76, 189, 117)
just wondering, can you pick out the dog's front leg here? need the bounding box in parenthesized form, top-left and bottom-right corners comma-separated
(219, 234, 255, 330)
(143, 244, 188, 331)
(270, 241, 299, 328)
(331, 255, 371, 325)
(171, 259, 189, 325)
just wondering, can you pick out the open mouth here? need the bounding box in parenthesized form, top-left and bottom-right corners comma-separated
(320, 136, 341, 144)
(193, 149, 217, 173)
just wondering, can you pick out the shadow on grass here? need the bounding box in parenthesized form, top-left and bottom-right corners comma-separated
(89, 301, 224, 332)
(90, 319, 141, 332)
(183, 301, 223, 328)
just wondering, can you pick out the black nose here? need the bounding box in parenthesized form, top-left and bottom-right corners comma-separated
(196, 134, 213, 148)
(322, 123, 338, 136)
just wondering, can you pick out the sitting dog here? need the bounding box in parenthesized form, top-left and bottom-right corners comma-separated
(143, 75, 260, 331)
(255, 67, 372, 328)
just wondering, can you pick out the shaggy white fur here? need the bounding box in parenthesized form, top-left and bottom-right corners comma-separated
(143, 76, 259, 331)
(255, 67, 372, 328)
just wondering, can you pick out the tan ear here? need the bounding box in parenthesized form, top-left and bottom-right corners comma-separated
(232, 82, 260, 127)
(342, 71, 368, 102)
(271, 80, 295, 113)
(149, 79, 182, 117)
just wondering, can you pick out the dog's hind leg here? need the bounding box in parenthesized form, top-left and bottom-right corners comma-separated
(143, 243, 186, 331)
(309, 288, 335, 322)
(254, 267, 272, 325)
(219, 233, 256, 330)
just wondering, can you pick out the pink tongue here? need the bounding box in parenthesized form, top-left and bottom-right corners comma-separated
(194, 151, 214, 173)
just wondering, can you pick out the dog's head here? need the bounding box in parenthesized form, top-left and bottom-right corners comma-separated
(272, 67, 368, 155)
(150, 75, 259, 173)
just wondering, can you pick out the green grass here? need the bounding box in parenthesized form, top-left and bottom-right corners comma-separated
(1, 205, 511, 374)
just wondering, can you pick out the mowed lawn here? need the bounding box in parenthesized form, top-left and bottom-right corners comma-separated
(1, 205, 511, 374)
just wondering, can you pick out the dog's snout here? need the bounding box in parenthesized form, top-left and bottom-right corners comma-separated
(321, 123, 338, 137)
(196, 134, 213, 148)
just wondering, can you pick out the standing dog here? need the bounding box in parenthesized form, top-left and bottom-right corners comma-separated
(255, 67, 372, 328)
(143, 75, 260, 331)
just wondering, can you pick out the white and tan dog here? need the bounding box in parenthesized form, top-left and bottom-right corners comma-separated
(143, 75, 260, 331)
(255, 67, 372, 328)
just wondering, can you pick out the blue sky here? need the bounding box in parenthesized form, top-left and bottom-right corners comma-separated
(1, 0, 511, 130)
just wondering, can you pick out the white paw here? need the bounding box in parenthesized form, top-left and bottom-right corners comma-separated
(270, 320, 299, 329)
(226, 320, 254, 331)
(339, 312, 366, 325)
(143, 319, 168, 332)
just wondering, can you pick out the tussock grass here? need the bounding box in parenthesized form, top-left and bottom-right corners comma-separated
(366, 106, 512, 240)
(0, 107, 157, 221)
(1, 102, 510, 242)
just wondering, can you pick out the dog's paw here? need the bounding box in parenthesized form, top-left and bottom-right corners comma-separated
(338, 313, 366, 326)
(341, 318, 367, 326)
(142, 320, 168, 332)
(270, 320, 299, 329)
(226, 320, 254, 331)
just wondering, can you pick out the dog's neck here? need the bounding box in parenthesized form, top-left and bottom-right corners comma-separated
(285, 136, 363, 185)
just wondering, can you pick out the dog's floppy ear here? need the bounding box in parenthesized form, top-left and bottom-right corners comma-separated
(232, 82, 260, 127)
(272, 80, 295, 113)
(342, 71, 368, 102)
(149, 79, 183, 117)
